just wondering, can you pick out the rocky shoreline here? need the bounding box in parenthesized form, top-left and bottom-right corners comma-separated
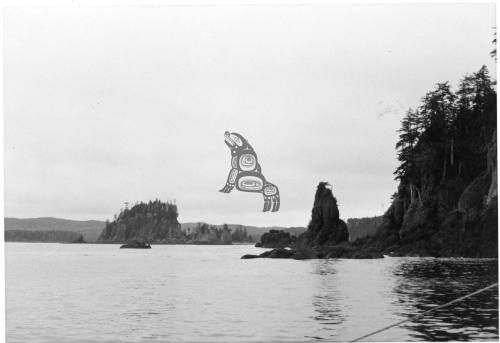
(242, 243, 384, 260)
(242, 177, 497, 260)
(243, 68, 497, 261)
(241, 182, 383, 260)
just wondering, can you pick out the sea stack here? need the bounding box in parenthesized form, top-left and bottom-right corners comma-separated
(242, 182, 365, 259)
(295, 182, 349, 249)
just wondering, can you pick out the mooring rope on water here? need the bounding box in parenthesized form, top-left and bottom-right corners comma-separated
(349, 282, 498, 342)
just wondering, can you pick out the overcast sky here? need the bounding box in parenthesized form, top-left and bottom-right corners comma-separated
(4, 3, 496, 227)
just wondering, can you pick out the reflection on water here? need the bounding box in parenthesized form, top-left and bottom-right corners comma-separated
(394, 259, 498, 341)
(310, 258, 498, 341)
(309, 263, 346, 340)
(6, 244, 499, 342)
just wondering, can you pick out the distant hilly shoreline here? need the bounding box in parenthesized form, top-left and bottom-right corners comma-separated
(5, 217, 106, 242)
(4, 217, 308, 243)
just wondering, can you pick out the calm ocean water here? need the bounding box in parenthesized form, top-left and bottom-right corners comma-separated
(5, 243, 498, 342)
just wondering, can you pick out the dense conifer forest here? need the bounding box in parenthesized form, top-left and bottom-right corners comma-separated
(394, 66, 496, 206)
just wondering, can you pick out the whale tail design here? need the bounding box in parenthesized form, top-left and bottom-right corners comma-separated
(262, 181, 280, 212)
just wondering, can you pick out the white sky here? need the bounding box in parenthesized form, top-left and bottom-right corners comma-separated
(4, 3, 496, 227)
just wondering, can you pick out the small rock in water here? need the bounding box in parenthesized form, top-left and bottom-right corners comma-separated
(120, 240, 151, 249)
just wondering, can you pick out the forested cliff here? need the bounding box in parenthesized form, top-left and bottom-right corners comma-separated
(361, 66, 497, 257)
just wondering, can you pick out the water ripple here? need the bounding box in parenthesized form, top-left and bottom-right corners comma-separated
(5, 243, 499, 342)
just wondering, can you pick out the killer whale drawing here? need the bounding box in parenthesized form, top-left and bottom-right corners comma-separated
(220, 131, 280, 212)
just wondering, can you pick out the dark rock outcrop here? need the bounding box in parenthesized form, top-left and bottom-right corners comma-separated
(256, 230, 291, 248)
(241, 254, 261, 259)
(263, 248, 295, 258)
(243, 182, 367, 260)
(295, 182, 349, 249)
(290, 182, 349, 256)
(120, 240, 151, 249)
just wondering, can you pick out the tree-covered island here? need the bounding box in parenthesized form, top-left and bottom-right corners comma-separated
(97, 199, 254, 244)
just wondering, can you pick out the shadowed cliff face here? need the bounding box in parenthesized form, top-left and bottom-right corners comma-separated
(297, 182, 349, 249)
(365, 132, 498, 258)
